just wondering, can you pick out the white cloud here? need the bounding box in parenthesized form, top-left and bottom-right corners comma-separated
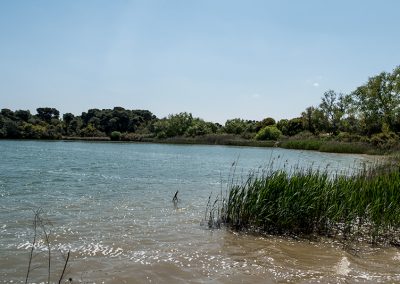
(252, 93, 261, 99)
(313, 82, 320, 87)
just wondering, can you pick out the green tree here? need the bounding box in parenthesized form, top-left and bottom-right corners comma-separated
(81, 123, 105, 137)
(224, 118, 247, 135)
(1, 109, 16, 120)
(185, 118, 217, 137)
(62, 113, 75, 135)
(255, 125, 282, 140)
(301, 107, 316, 134)
(69, 117, 83, 136)
(4, 120, 20, 138)
(168, 112, 193, 136)
(36, 107, 60, 123)
(255, 117, 276, 132)
(352, 67, 400, 135)
(319, 90, 347, 135)
(276, 119, 289, 136)
(286, 118, 304, 136)
(15, 110, 31, 122)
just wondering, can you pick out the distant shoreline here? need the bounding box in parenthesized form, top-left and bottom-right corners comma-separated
(2, 135, 384, 155)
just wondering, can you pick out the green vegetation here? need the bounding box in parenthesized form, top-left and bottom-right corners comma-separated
(110, 131, 122, 141)
(217, 161, 400, 245)
(280, 140, 373, 154)
(255, 125, 282, 141)
(1, 66, 399, 153)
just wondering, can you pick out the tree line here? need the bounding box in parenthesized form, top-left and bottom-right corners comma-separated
(1, 66, 399, 147)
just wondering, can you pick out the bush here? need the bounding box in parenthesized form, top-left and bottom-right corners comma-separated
(371, 132, 398, 148)
(290, 130, 315, 140)
(255, 125, 282, 141)
(110, 131, 121, 141)
(336, 132, 362, 142)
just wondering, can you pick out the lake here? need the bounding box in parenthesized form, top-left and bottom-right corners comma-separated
(0, 140, 398, 283)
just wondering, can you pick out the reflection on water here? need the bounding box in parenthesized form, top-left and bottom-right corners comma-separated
(0, 140, 398, 283)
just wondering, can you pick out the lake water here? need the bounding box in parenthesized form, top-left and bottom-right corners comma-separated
(0, 140, 398, 283)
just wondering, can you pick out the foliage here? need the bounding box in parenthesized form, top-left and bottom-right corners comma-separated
(224, 118, 248, 135)
(276, 119, 289, 135)
(110, 131, 122, 141)
(0, 65, 399, 152)
(36, 107, 60, 123)
(153, 112, 194, 138)
(81, 123, 105, 137)
(286, 118, 304, 136)
(185, 118, 217, 137)
(255, 125, 281, 140)
(255, 117, 276, 132)
(352, 67, 400, 135)
(371, 132, 399, 150)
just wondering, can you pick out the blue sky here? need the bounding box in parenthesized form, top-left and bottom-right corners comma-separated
(1, 0, 399, 123)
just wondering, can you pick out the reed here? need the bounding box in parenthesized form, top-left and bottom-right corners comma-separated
(280, 139, 375, 154)
(280, 139, 322, 151)
(218, 163, 400, 245)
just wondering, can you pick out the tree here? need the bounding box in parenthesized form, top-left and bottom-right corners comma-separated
(185, 118, 217, 137)
(255, 117, 276, 132)
(15, 110, 31, 122)
(168, 112, 193, 136)
(62, 113, 75, 135)
(276, 119, 289, 136)
(69, 117, 83, 136)
(36, 107, 60, 123)
(301, 107, 316, 134)
(286, 118, 304, 136)
(63, 113, 74, 125)
(1, 109, 16, 120)
(319, 90, 347, 135)
(255, 125, 282, 140)
(224, 118, 247, 135)
(4, 120, 20, 138)
(352, 67, 400, 135)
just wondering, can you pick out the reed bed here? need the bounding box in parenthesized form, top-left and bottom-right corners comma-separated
(216, 163, 400, 245)
(280, 139, 373, 154)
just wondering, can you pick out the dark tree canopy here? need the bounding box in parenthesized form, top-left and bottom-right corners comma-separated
(0, 66, 399, 147)
(36, 107, 60, 123)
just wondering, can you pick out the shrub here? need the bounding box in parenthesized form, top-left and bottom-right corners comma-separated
(255, 125, 282, 140)
(290, 130, 315, 140)
(371, 132, 399, 150)
(336, 132, 362, 142)
(110, 131, 121, 141)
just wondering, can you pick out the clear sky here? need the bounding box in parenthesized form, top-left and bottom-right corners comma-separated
(1, 0, 399, 123)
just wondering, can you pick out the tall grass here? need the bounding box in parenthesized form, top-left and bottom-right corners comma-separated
(280, 139, 374, 154)
(217, 162, 400, 245)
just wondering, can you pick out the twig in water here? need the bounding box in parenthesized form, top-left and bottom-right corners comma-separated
(172, 190, 179, 203)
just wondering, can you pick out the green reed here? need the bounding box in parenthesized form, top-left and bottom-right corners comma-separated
(220, 163, 400, 245)
(280, 139, 374, 154)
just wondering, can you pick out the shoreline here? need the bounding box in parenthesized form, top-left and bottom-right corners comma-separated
(1, 135, 388, 155)
(60, 135, 389, 155)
